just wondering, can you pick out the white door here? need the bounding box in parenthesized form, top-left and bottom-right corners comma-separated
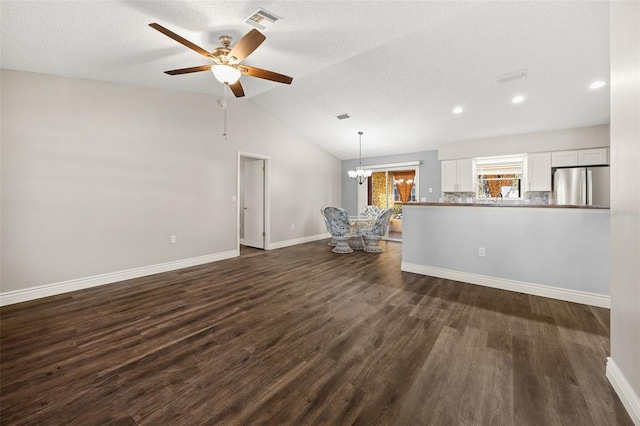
(243, 159, 265, 249)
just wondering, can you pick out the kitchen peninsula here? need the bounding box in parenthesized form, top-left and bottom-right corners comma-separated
(400, 202, 610, 307)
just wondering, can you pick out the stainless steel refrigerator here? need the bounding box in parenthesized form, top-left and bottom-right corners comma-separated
(552, 166, 610, 206)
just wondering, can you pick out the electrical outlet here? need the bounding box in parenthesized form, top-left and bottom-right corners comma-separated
(429, 187, 433, 193)
(290, 224, 295, 230)
(478, 247, 485, 257)
(170, 235, 176, 244)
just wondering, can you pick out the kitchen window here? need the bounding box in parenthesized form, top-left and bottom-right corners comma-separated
(476, 155, 525, 200)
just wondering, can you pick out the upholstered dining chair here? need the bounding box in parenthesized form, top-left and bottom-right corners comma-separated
(361, 208, 394, 253)
(360, 205, 382, 219)
(323, 206, 354, 254)
(320, 206, 337, 247)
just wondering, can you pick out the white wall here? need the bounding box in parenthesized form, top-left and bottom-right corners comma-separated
(438, 124, 610, 160)
(608, 2, 640, 424)
(1, 70, 341, 299)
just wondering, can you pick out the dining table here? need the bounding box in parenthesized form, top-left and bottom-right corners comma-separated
(348, 216, 376, 250)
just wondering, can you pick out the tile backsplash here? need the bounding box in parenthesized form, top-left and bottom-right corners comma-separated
(442, 192, 474, 203)
(442, 191, 551, 204)
(524, 191, 550, 204)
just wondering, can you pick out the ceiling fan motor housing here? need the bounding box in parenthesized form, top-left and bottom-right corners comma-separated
(210, 47, 231, 64)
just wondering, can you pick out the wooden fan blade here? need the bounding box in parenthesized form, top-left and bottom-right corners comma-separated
(149, 23, 211, 58)
(229, 80, 245, 98)
(164, 65, 212, 75)
(240, 65, 293, 84)
(228, 29, 266, 63)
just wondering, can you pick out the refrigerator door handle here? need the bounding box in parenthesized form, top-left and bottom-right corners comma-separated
(580, 169, 587, 205)
(587, 169, 593, 205)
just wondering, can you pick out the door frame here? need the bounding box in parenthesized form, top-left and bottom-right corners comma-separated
(356, 161, 421, 211)
(237, 151, 270, 252)
(356, 161, 420, 242)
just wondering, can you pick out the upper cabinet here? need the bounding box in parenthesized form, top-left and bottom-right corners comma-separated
(578, 148, 609, 165)
(551, 147, 609, 167)
(551, 150, 579, 167)
(441, 158, 474, 192)
(526, 152, 552, 191)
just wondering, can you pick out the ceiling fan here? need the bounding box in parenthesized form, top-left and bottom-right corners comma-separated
(149, 23, 293, 97)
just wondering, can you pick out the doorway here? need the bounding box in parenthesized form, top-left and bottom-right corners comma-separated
(238, 152, 269, 252)
(356, 161, 419, 242)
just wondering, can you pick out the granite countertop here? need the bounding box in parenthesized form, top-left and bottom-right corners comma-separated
(399, 202, 610, 210)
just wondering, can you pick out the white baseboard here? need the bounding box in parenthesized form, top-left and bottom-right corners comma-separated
(0, 250, 238, 306)
(269, 233, 331, 250)
(607, 357, 640, 425)
(401, 263, 610, 308)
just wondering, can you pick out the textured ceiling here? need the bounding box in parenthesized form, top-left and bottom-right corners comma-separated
(1, 1, 610, 160)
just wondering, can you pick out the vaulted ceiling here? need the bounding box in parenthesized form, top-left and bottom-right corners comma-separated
(0, 1, 610, 159)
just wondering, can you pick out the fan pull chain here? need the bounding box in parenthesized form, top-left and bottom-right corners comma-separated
(222, 83, 228, 141)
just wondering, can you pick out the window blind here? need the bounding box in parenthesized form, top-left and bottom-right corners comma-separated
(476, 155, 524, 176)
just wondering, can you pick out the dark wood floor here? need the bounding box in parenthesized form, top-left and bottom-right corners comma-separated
(1, 240, 633, 425)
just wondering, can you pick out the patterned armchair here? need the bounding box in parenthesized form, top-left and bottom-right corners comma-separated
(323, 206, 354, 253)
(360, 205, 382, 219)
(320, 206, 337, 247)
(361, 208, 394, 253)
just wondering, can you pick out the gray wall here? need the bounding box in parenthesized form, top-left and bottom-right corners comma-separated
(1, 70, 342, 295)
(402, 205, 610, 296)
(609, 1, 640, 419)
(341, 150, 440, 214)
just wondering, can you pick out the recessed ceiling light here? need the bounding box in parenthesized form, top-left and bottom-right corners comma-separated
(589, 80, 606, 89)
(453, 107, 463, 114)
(512, 95, 525, 103)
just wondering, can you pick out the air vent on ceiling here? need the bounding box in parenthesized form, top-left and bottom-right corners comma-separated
(336, 113, 351, 120)
(244, 8, 282, 30)
(496, 69, 527, 84)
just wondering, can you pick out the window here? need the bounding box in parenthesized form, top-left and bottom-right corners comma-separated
(392, 170, 416, 202)
(475, 155, 525, 200)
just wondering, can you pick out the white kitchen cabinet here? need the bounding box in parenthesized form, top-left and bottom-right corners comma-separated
(552, 147, 609, 167)
(551, 150, 578, 167)
(441, 158, 474, 192)
(526, 152, 552, 191)
(578, 147, 609, 165)
(441, 160, 458, 192)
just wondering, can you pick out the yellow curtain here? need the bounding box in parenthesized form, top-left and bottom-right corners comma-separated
(371, 172, 393, 209)
(393, 171, 415, 202)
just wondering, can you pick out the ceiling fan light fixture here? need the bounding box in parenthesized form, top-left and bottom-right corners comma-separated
(212, 65, 241, 84)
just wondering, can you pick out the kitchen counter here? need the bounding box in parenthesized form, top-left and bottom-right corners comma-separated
(400, 202, 609, 209)
(400, 203, 610, 307)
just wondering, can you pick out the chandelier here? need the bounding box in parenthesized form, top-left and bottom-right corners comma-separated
(347, 131, 372, 185)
